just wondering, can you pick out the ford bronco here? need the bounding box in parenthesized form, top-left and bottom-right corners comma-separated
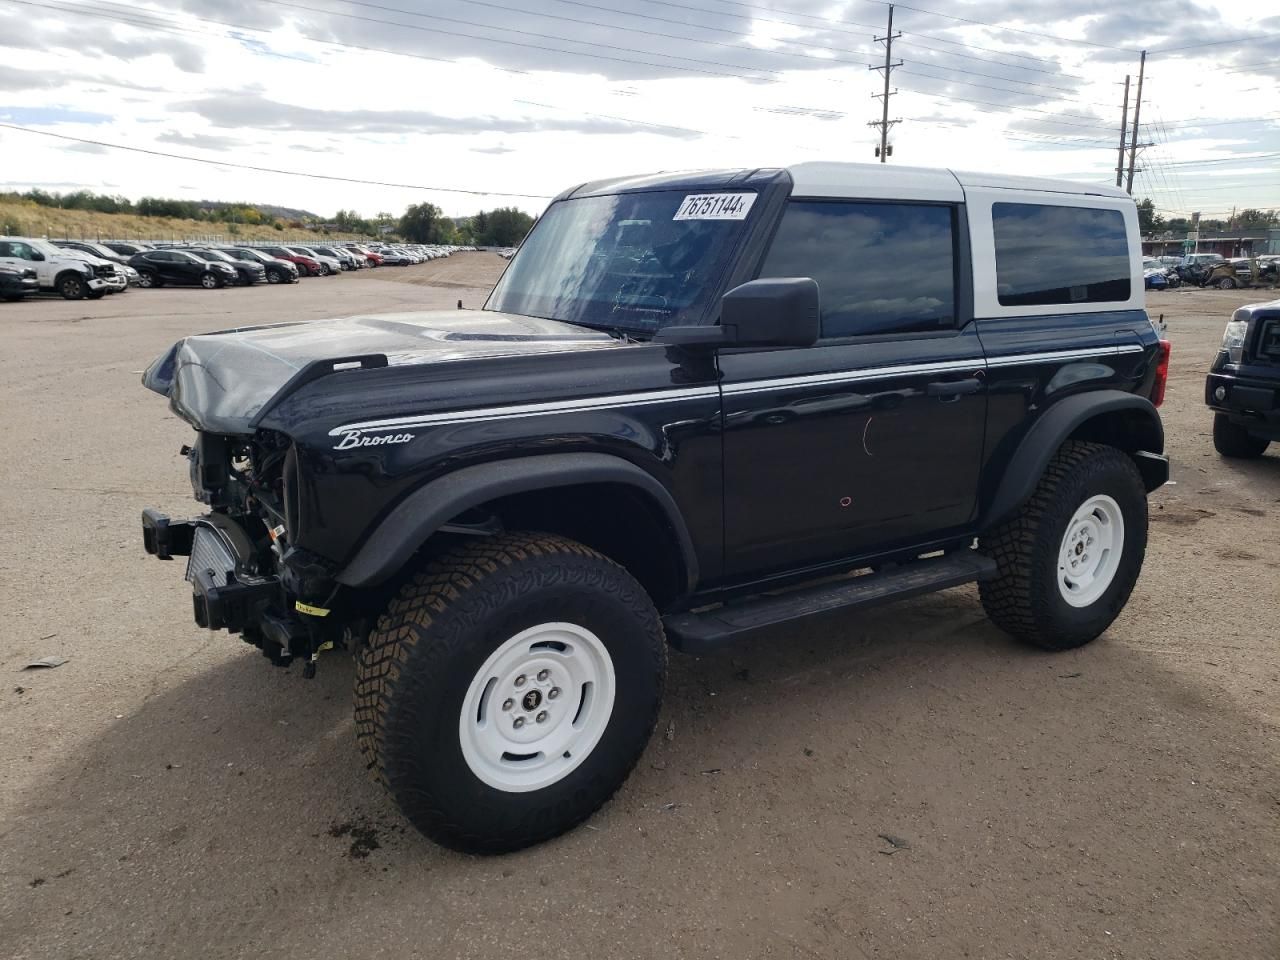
(141, 163, 1170, 852)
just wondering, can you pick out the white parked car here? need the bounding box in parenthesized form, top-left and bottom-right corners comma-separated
(0, 236, 123, 299)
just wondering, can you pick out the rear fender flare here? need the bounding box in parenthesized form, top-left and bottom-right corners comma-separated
(982, 390, 1166, 529)
(335, 453, 699, 591)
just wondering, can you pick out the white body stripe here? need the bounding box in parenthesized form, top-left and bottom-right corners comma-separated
(331, 345, 1145, 435)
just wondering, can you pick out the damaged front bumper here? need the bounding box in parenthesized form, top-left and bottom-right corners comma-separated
(142, 508, 331, 670)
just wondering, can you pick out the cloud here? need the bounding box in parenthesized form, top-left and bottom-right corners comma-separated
(0, 9, 206, 73)
(471, 144, 516, 154)
(171, 93, 690, 137)
(0, 65, 62, 93)
(155, 131, 247, 151)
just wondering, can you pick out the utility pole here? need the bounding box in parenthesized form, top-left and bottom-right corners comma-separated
(867, 4, 901, 162)
(1115, 75, 1130, 188)
(1125, 50, 1147, 194)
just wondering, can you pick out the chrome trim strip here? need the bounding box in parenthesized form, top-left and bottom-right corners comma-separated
(985, 344, 1144, 367)
(721, 359, 970, 396)
(331, 385, 720, 435)
(332, 344, 1146, 435)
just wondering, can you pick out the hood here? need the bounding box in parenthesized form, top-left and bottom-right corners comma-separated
(58, 250, 113, 267)
(143, 309, 620, 434)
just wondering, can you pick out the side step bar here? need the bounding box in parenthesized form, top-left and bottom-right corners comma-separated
(663, 551, 997, 654)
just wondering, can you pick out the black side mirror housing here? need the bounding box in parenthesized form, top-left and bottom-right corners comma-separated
(30, 251, 45, 262)
(656, 277, 820, 348)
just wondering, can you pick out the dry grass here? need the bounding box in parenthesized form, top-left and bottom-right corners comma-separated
(0, 200, 372, 244)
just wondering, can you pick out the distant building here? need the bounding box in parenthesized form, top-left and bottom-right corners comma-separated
(1143, 232, 1267, 258)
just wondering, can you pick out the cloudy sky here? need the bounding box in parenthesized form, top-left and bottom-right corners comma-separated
(1, 0, 1277, 220)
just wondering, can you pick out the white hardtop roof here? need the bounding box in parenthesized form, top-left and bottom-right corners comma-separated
(786, 161, 1131, 203)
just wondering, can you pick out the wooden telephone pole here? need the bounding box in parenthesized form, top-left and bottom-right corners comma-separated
(867, 4, 902, 162)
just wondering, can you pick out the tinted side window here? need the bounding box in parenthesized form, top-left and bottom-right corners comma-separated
(758, 200, 956, 338)
(992, 203, 1130, 307)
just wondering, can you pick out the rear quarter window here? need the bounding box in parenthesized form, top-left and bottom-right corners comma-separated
(992, 202, 1130, 307)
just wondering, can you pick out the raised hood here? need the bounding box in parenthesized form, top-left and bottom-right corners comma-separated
(143, 309, 619, 434)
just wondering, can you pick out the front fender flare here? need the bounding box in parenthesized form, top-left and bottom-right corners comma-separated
(982, 390, 1166, 530)
(336, 453, 699, 590)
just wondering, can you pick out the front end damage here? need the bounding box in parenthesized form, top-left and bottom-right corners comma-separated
(141, 431, 358, 676)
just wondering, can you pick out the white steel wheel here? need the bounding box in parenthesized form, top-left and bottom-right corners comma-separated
(1057, 494, 1124, 608)
(459, 622, 616, 793)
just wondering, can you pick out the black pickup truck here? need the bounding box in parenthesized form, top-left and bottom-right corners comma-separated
(1206, 298, 1279, 458)
(141, 164, 1170, 853)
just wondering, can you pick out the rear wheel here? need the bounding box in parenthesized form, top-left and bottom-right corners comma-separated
(979, 441, 1147, 651)
(354, 532, 666, 853)
(1213, 413, 1270, 458)
(136, 271, 158, 288)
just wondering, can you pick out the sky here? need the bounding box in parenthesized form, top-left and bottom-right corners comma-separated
(0, 0, 1277, 221)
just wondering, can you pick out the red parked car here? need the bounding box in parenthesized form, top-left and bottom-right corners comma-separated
(260, 246, 323, 277)
(346, 244, 383, 267)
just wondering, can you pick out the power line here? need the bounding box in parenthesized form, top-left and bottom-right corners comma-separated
(272, 0, 782, 81)
(861, 0, 1137, 52)
(1154, 34, 1280, 53)
(1161, 152, 1280, 168)
(0, 122, 555, 198)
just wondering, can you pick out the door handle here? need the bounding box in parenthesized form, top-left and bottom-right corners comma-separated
(926, 378, 983, 398)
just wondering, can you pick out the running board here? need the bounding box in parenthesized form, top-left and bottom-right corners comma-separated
(663, 552, 997, 654)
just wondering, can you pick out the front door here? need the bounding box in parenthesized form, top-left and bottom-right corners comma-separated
(719, 199, 987, 580)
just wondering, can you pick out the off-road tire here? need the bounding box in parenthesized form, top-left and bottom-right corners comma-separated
(1213, 413, 1270, 458)
(979, 441, 1147, 651)
(353, 532, 666, 853)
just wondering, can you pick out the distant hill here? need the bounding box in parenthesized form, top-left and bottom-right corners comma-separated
(199, 201, 322, 222)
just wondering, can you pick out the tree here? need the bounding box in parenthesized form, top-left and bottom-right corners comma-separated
(1233, 208, 1279, 231)
(1136, 198, 1165, 236)
(470, 206, 534, 247)
(398, 202, 444, 242)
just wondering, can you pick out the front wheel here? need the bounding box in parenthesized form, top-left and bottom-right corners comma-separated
(979, 441, 1148, 651)
(58, 275, 87, 300)
(1213, 413, 1270, 458)
(354, 533, 666, 853)
(266, 270, 283, 284)
(1217, 277, 1236, 290)
(200, 272, 221, 289)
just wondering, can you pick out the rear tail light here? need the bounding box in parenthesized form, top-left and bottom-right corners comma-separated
(1151, 339, 1171, 407)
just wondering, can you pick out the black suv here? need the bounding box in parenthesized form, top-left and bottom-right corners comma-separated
(215, 247, 299, 285)
(181, 248, 267, 286)
(140, 165, 1170, 854)
(129, 249, 238, 289)
(1206, 298, 1279, 457)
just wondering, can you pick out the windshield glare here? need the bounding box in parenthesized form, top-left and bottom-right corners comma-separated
(485, 190, 754, 334)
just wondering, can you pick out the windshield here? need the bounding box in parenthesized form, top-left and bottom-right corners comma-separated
(485, 189, 755, 334)
(196, 250, 231, 262)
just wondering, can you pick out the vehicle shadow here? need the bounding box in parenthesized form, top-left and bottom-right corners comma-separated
(4, 588, 1276, 960)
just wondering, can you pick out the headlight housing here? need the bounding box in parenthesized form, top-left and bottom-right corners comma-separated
(1221, 319, 1249, 364)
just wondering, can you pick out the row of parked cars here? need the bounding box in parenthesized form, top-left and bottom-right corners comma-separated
(1143, 253, 1280, 291)
(0, 236, 470, 300)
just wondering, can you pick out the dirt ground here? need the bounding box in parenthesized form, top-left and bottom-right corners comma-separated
(1, 256, 1276, 960)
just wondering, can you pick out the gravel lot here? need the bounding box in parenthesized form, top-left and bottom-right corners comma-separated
(1, 256, 1277, 959)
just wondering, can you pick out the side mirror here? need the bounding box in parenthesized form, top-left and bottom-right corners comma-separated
(656, 277, 821, 348)
(30, 251, 45, 262)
